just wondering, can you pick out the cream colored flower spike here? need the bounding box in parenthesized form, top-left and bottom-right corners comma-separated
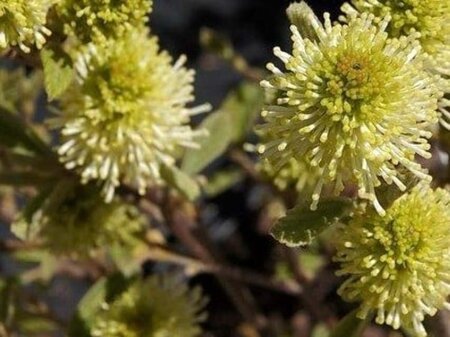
(341, 0, 450, 129)
(258, 12, 441, 215)
(335, 184, 450, 337)
(0, 0, 54, 52)
(51, 29, 209, 201)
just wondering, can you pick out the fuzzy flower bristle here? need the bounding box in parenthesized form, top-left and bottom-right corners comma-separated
(341, 0, 450, 129)
(52, 29, 209, 201)
(91, 276, 206, 337)
(259, 155, 321, 193)
(258, 12, 441, 214)
(57, 0, 152, 45)
(0, 0, 54, 52)
(19, 182, 146, 257)
(335, 185, 450, 337)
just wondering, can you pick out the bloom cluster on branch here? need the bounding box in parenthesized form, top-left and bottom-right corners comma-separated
(258, 1, 450, 336)
(91, 276, 206, 337)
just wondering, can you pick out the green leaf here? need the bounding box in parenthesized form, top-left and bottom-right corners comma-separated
(161, 164, 201, 201)
(223, 82, 264, 142)
(330, 310, 369, 337)
(0, 106, 51, 155)
(204, 169, 244, 197)
(68, 275, 129, 337)
(182, 111, 233, 174)
(182, 83, 263, 174)
(270, 198, 353, 247)
(41, 47, 74, 101)
(11, 186, 54, 240)
(108, 240, 150, 277)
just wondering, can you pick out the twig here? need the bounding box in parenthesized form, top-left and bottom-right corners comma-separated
(228, 148, 261, 181)
(283, 247, 337, 328)
(159, 193, 267, 329)
(0, 239, 42, 252)
(146, 244, 302, 296)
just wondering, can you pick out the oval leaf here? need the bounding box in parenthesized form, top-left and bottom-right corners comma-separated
(161, 164, 201, 201)
(182, 111, 233, 175)
(271, 198, 353, 247)
(41, 48, 74, 101)
(182, 82, 263, 175)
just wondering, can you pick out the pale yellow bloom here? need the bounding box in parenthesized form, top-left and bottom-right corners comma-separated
(0, 0, 54, 52)
(341, 0, 450, 128)
(258, 12, 440, 214)
(335, 185, 450, 337)
(91, 276, 206, 337)
(52, 29, 208, 201)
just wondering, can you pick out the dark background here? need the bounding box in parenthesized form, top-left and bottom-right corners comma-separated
(152, 0, 345, 107)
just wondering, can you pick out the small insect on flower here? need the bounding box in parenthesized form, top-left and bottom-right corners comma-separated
(91, 276, 206, 337)
(57, 0, 152, 45)
(341, 0, 450, 129)
(335, 185, 450, 337)
(258, 10, 441, 214)
(0, 0, 54, 52)
(51, 29, 209, 201)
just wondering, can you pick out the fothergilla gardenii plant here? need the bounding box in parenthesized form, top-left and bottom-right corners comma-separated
(0, 1, 449, 337)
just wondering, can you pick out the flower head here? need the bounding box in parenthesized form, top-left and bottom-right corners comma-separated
(91, 276, 206, 337)
(27, 183, 146, 257)
(0, 0, 54, 52)
(52, 29, 208, 201)
(57, 0, 151, 45)
(259, 156, 321, 193)
(335, 185, 450, 337)
(341, 0, 450, 128)
(258, 12, 440, 214)
(0, 68, 42, 113)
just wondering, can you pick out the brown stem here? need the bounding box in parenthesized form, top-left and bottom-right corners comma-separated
(228, 148, 261, 182)
(146, 244, 301, 296)
(283, 247, 337, 328)
(160, 192, 266, 329)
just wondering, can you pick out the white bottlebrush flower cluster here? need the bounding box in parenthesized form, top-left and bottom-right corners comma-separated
(49, 0, 209, 201)
(56, 0, 152, 45)
(91, 276, 206, 337)
(341, 0, 450, 129)
(258, 11, 440, 214)
(335, 185, 450, 337)
(52, 29, 208, 201)
(259, 2, 450, 336)
(0, 0, 55, 52)
(13, 181, 146, 257)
